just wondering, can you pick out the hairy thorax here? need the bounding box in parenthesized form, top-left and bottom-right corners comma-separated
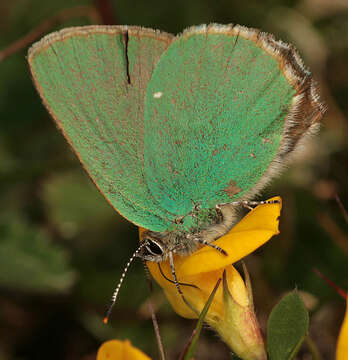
(138, 204, 238, 262)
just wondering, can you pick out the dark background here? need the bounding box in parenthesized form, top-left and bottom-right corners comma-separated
(0, 0, 347, 359)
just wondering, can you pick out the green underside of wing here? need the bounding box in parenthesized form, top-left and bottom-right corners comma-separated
(30, 26, 296, 233)
(30, 29, 174, 231)
(144, 31, 295, 227)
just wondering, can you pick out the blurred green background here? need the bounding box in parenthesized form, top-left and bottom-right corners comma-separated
(0, 0, 347, 359)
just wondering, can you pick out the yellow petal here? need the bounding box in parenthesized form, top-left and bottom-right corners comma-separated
(97, 339, 151, 360)
(180, 197, 281, 275)
(146, 197, 281, 319)
(146, 197, 281, 280)
(148, 261, 248, 321)
(145, 199, 280, 358)
(336, 299, 348, 360)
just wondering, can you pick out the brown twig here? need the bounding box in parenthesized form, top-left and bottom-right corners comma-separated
(317, 212, 348, 255)
(0, 5, 101, 62)
(335, 194, 348, 223)
(313, 268, 347, 299)
(143, 261, 166, 360)
(178, 329, 197, 360)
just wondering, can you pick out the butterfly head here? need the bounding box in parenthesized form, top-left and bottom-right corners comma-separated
(138, 230, 170, 262)
(139, 229, 199, 262)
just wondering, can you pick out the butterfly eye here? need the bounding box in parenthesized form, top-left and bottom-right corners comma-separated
(145, 239, 164, 256)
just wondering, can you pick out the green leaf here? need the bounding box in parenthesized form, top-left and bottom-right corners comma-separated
(181, 277, 221, 360)
(41, 170, 116, 237)
(0, 215, 76, 293)
(267, 290, 309, 360)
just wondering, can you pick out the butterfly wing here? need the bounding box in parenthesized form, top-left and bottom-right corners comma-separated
(143, 24, 324, 220)
(28, 25, 174, 231)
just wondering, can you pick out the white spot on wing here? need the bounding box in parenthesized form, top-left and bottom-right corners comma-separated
(153, 91, 163, 99)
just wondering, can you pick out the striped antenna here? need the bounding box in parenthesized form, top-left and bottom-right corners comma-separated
(104, 242, 147, 324)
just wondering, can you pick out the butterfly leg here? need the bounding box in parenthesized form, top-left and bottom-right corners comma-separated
(240, 202, 253, 211)
(218, 199, 280, 208)
(237, 199, 281, 211)
(157, 263, 199, 289)
(192, 237, 228, 256)
(168, 251, 199, 315)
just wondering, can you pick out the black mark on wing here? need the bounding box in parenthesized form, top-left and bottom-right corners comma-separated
(124, 30, 131, 84)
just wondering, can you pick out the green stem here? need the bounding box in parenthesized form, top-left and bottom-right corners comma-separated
(305, 335, 323, 360)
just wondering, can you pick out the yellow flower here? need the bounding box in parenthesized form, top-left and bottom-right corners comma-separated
(336, 297, 348, 360)
(144, 197, 281, 360)
(97, 339, 151, 360)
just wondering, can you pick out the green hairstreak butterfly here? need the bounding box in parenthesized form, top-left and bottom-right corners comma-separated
(28, 24, 325, 263)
